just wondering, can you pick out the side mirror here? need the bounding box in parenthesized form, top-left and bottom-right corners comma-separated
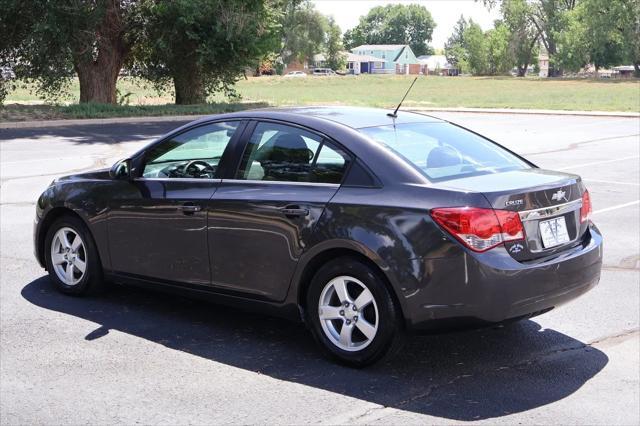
(109, 158, 132, 180)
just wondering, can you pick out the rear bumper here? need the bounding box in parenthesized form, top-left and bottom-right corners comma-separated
(405, 224, 603, 331)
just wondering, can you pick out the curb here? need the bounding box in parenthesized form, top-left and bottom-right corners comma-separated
(1, 108, 638, 129)
(408, 107, 640, 118)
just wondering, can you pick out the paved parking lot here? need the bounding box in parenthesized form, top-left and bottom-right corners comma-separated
(1, 112, 638, 424)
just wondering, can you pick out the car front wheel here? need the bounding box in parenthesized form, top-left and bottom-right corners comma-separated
(306, 257, 404, 367)
(44, 215, 103, 295)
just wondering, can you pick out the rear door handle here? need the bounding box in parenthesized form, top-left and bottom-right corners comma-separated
(280, 205, 309, 217)
(181, 203, 202, 214)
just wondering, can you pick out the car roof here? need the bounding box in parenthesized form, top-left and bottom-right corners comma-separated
(215, 106, 444, 130)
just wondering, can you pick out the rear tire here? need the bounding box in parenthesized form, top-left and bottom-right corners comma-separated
(305, 256, 404, 367)
(44, 215, 104, 296)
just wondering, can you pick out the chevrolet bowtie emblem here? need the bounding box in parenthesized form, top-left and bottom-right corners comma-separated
(551, 189, 567, 202)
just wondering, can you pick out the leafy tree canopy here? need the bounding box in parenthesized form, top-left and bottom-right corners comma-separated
(132, 0, 279, 104)
(324, 17, 346, 71)
(445, 15, 469, 71)
(501, 0, 540, 76)
(277, 0, 326, 65)
(342, 4, 436, 56)
(0, 0, 143, 104)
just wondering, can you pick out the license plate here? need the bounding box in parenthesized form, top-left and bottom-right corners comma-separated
(539, 216, 571, 248)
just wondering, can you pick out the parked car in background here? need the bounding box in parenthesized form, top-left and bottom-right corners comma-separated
(312, 68, 337, 76)
(284, 71, 307, 78)
(33, 106, 602, 367)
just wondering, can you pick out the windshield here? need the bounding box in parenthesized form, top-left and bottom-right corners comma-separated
(359, 122, 530, 181)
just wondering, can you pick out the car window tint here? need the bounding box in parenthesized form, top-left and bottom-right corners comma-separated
(359, 122, 529, 182)
(237, 122, 349, 184)
(314, 142, 348, 184)
(142, 122, 239, 179)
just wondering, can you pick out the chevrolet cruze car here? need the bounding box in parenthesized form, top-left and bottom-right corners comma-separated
(34, 107, 603, 366)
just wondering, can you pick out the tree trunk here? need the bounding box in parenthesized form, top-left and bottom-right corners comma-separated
(76, 62, 120, 104)
(70, 0, 128, 104)
(546, 40, 562, 77)
(173, 56, 206, 104)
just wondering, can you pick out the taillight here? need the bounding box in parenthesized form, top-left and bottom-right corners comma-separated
(580, 189, 592, 223)
(431, 207, 525, 252)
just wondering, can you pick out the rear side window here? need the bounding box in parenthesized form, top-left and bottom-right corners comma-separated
(359, 122, 530, 181)
(237, 122, 350, 184)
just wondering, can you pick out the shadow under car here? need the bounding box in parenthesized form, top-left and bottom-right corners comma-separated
(21, 276, 608, 421)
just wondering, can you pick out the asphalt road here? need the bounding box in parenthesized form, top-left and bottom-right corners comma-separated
(1, 112, 639, 425)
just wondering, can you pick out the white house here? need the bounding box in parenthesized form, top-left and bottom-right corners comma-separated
(313, 52, 384, 75)
(416, 55, 459, 76)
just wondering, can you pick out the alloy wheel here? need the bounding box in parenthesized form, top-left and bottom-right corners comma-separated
(50, 227, 87, 286)
(318, 275, 379, 351)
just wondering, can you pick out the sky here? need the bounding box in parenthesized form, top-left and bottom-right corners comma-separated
(311, 0, 500, 50)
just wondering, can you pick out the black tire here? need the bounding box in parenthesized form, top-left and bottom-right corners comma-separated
(44, 215, 104, 296)
(305, 256, 405, 367)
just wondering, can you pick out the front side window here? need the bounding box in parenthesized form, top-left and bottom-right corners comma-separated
(142, 121, 239, 179)
(237, 122, 350, 184)
(359, 122, 530, 181)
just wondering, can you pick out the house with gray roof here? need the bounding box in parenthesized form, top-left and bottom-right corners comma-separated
(350, 44, 420, 74)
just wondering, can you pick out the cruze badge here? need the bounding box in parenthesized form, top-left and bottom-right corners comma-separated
(509, 243, 524, 254)
(551, 189, 567, 202)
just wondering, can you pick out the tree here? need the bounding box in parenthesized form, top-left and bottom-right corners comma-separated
(457, 19, 515, 76)
(486, 22, 515, 74)
(445, 15, 469, 72)
(501, 0, 540, 76)
(277, 1, 326, 67)
(578, 0, 638, 74)
(324, 17, 346, 71)
(0, 0, 142, 104)
(133, 0, 278, 104)
(553, 9, 589, 72)
(463, 20, 490, 75)
(619, 0, 640, 76)
(553, 0, 638, 75)
(343, 27, 366, 51)
(521, 0, 578, 76)
(341, 4, 436, 56)
(480, 0, 577, 76)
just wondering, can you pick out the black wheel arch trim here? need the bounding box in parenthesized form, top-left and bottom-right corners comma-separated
(286, 239, 410, 323)
(35, 202, 107, 271)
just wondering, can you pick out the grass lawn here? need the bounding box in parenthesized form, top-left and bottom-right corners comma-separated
(0, 102, 267, 122)
(2, 75, 638, 121)
(235, 75, 640, 112)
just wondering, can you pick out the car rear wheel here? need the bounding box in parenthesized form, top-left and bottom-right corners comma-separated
(306, 257, 404, 367)
(45, 215, 103, 295)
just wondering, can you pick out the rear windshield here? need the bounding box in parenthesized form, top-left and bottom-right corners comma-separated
(359, 122, 530, 181)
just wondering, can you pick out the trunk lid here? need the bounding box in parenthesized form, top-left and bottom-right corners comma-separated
(438, 169, 588, 261)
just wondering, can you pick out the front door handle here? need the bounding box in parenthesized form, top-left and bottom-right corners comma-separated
(280, 205, 309, 218)
(181, 203, 202, 214)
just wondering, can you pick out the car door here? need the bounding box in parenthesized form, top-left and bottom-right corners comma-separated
(208, 120, 351, 301)
(107, 120, 245, 286)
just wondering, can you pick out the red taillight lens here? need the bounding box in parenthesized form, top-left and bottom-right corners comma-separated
(580, 190, 592, 223)
(431, 207, 525, 252)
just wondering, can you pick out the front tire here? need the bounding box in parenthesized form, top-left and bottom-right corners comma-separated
(305, 256, 404, 367)
(44, 215, 103, 295)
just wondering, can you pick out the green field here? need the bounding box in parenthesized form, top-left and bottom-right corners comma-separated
(2, 75, 639, 121)
(235, 75, 639, 112)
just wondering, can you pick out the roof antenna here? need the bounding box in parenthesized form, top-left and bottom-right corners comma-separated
(387, 76, 418, 118)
